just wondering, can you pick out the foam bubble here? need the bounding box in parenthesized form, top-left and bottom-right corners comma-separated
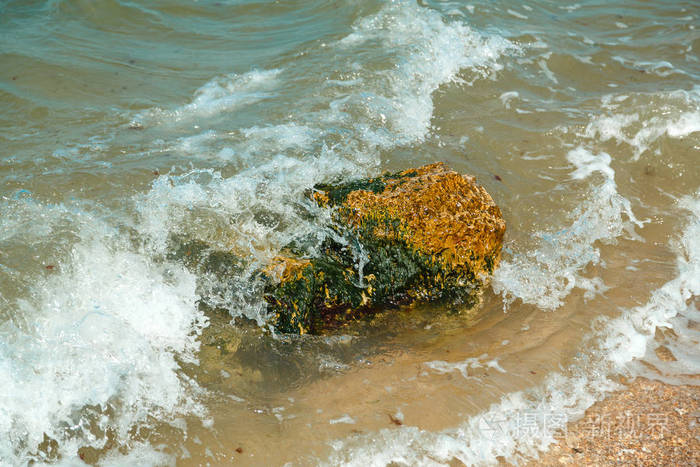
(171, 123, 323, 164)
(240, 123, 320, 153)
(174, 130, 219, 156)
(330, 415, 356, 425)
(134, 69, 281, 124)
(507, 9, 529, 20)
(566, 147, 615, 180)
(425, 354, 505, 380)
(499, 91, 519, 109)
(583, 88, 700, 160)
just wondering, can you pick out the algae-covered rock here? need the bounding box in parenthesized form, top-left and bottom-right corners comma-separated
(263, 162, 505, 334)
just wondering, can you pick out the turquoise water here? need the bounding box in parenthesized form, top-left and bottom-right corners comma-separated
(1, 0, 699, 465)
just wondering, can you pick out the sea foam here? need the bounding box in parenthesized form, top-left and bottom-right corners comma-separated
(583, 87, 700, 160)
(0, 209, 207, 464)
(492, 147, 642, 310)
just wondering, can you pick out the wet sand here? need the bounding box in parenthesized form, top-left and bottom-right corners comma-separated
(526, 378, 700, 466)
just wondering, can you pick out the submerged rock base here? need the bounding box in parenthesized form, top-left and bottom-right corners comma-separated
(263, 163, 505, 334)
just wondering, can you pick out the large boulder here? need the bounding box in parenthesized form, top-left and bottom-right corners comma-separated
(263, 162, 505, 334)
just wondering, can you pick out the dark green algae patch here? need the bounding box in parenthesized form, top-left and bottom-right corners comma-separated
(312, 168, 418, 206)
(265, 220, 484, 335)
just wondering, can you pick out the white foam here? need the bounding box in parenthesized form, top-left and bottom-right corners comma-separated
(168, 123, 321, 163)
(188, 69, 281, 117)
(537, 58, 558, 84)
(583, 88, 700, 159)
(174, 130, 219, 155)
(567, 146, 615, 180)
(326, 372, 620, 466)
(0, 215, 207, 464)
(240, 123, 319, 153)
(617, 193, 700, 381)
(330, 414, 356, 425)
(559, 4, 581, 11)
(336, 0, 516, 145)
(492, 147, 642, 310)
(425, 354, 506, 380)
(613, 56, 688, 77)
(581, 113, 640, 145)
(499, 91, 519, 109)
(666, 110, 700, 137)
(507, 9, 528, 20)
(134, 69, 281, 124)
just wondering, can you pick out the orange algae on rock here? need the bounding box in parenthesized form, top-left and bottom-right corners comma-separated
(336, 162, 504, 279)
(263, 163, 506, 334)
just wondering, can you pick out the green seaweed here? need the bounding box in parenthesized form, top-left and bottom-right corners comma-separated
(266, 265, 318, 334)
(264, 212, 484, 334)
(314, 178, 386, 206)
(313, 169, 414, 206)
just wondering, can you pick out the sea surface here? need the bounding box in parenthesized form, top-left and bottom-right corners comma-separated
(1, 0, 699, 465)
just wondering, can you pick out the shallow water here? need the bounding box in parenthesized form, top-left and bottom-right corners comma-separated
(1, 0, 699, 465)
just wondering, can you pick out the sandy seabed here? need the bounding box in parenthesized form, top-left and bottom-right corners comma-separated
(526, 378, 700, 466)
